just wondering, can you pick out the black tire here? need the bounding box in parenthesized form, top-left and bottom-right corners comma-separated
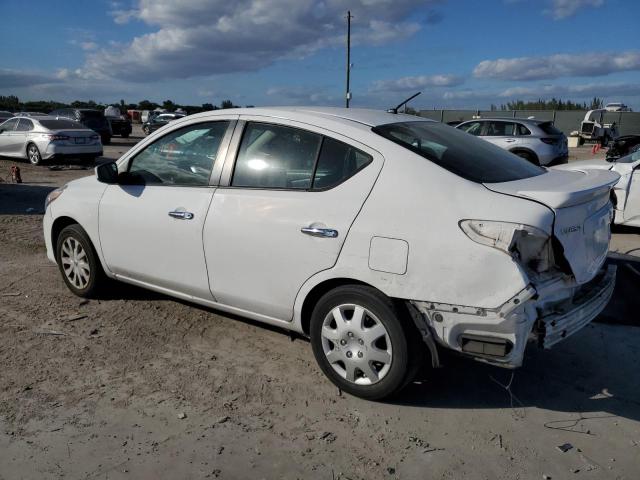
(102, 135, 111, 145)
(143, 126, 150, 135)
(310, 285, 418, 400)
(514, 150, 538, 165)
(122, 132, 130, 138)
(27, 143, 42, 165)
(55, 224, 107, 298)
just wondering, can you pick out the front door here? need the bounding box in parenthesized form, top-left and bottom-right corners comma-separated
(99, 120, 233, 299)
(0, 118, 19, 155)
(203, 119, 383, 320)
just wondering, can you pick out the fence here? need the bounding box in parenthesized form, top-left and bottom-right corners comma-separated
(418, 110, 640, 137)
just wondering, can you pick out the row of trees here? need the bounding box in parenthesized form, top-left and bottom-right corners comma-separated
(0, 95, 242, 115)
(490, 97, 604, 111)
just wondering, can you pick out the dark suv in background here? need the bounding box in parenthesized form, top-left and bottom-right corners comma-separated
(50, 108, 112, 144)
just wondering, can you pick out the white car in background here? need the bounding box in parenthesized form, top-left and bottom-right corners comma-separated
(553, 151, 640, 227)
(44, 107, 617, 399)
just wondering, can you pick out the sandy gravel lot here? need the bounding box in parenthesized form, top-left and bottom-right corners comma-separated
(1, 133, 640, 479)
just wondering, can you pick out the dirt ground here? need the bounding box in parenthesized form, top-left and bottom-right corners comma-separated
(1, 132, 640, 479)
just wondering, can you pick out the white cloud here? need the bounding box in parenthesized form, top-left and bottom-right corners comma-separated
(83, 0, 442, 82)
(498, 82, 640, 98)
(546, 0, 604, 19)
(266, 85, 338, 105)
(473, 51, 640, 81)
(371, 74, 464, 92)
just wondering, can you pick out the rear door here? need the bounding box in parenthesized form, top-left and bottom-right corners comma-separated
(99, 119, 235, 298)
(203, 118, 383, 320)
(484, 121, 518, 149)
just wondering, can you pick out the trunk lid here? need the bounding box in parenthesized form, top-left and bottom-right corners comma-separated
(485, 169, 619, 284)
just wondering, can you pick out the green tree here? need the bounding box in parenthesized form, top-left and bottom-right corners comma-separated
(162, 99, 176, 111)
(220, 99, 235, 109)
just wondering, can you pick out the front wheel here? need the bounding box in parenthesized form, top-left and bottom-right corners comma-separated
(56, 224, 106, 298)
(310, 285, 416, 400)
(27, 143, 42, 165)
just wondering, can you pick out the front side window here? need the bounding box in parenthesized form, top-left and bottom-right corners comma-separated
(16, 119, 34, 131)
(0, 118, 19, 132)
(373, 121, 545, 183)
(128, 121, 230, 186)
(486, 121, 515, 136)
(232, 123, 321, 189)
(313, 137, 373, 189)
(459, 121, 483, 136)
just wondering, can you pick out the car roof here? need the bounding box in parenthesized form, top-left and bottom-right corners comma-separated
(459, 117, 550, 125)
(188, 107, 433, 128)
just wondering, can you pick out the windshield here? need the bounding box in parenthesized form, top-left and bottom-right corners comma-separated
(373, 121, 546, 183)
(616, 151, 640, 164)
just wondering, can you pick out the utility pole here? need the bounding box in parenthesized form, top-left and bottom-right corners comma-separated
(345, 10, 352, 108)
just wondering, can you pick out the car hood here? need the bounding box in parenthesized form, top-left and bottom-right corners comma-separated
(484, 168, 620, 284)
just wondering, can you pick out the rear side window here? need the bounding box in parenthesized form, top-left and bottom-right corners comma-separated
(16, 119, 34, 131)
(232, 123, 321, 189)
(517, 124, 531, 135)
(313, 137, 372, 190)
(373, 121, 545, 183)
(486, 121, 515, 136)
(538, 122, 563, 135)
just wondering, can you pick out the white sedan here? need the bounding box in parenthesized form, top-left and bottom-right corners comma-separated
(553, 151, 640, 227)
(44, 107, 617, 399)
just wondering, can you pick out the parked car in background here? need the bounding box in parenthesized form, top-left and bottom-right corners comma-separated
(0, 116, 102, 165)
(142, 112, 185, 135)
(16, 112, 48, 117)
(50, 108, 112, 145)
(553, 150, 640, 227)
(106, 115, 132, 138)
(44, 107, 616, 399)
(0, 111, 14, 122)
(456, 118, 568, 166)
(606, 134, 640, 161)
(605, 102, 631, 112)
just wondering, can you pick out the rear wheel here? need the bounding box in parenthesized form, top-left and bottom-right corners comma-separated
(310, 285, 417, 400)
(122, 132, 129, 138)
(143, 126, 150, 135)
(27, 143, 42, 165)
(56, 224, 107, 298)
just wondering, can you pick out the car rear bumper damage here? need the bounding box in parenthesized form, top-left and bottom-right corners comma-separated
(410, 264, 616, 368)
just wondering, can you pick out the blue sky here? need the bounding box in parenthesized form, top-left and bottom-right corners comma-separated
(1, 0, 639, 110)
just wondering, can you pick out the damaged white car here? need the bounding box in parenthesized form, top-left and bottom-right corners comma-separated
(43, 108, 618, 399)
(553, 151, 640, 227)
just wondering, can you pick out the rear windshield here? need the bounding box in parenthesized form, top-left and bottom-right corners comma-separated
(80, 110, 104, 119)
(373, 121, 545, 183)
(40, 120, 85, 129)
(538, 122, 563, 135)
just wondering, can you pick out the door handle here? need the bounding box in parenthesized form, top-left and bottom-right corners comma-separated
(301, 226, 339, 238)
(168, 210, 194, 220)
(504, 138, 516, 143)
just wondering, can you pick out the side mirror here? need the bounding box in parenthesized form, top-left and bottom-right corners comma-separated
(96, 161, 118, 184)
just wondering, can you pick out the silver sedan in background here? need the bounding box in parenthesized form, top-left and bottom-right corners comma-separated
(0, 116, 103, 165)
